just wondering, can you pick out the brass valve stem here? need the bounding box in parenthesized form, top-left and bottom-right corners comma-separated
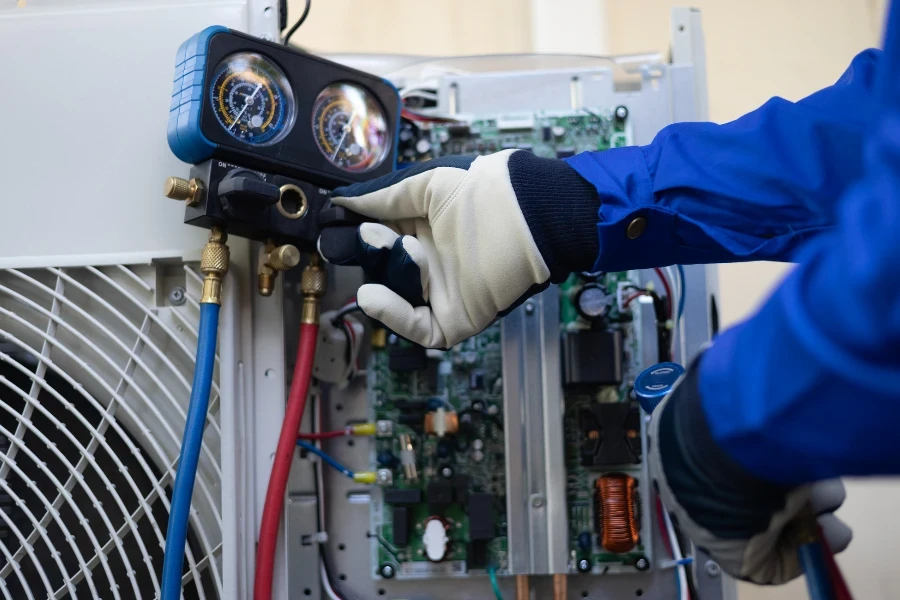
(164, 176, 204, 206)
(200, 227, 229, 304)
(300, 254, 327, 324)
(258, 240, 302, 297)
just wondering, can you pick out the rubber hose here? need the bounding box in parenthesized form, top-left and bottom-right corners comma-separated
(254, 322, 319, 599)
(161, 302, 220, 600)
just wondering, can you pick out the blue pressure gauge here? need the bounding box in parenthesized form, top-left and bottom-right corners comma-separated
(634, 362, 685, 413)
(167, 26, 400, 188)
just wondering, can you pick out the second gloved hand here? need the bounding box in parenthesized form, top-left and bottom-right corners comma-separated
(648, 356, 853, 585)
(322, 150, 601, 348)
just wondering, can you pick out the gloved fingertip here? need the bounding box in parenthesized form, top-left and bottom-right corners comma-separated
(817, 513, 852, 554)
(809, 479, 847, 514)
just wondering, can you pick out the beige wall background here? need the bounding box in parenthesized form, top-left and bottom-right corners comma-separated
(289, 0, 897, 597)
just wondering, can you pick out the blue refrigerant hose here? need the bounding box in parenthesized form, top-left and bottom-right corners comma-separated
(798, 541, 837, 600)
(161, 302, 220, 600)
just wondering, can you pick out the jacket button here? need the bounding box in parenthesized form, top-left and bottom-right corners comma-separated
(626, 217, 647, 240)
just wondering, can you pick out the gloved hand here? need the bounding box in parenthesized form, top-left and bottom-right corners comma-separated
(319, 150, 601, 348)
(648, 357, 852, 585)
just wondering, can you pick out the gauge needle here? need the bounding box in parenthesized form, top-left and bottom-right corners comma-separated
(331, 111, 358, 161)
(229, 83, 263, 131)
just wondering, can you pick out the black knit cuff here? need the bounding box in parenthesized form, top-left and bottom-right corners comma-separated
(659, 354, 793, 539)
(508, 151, 601, 282)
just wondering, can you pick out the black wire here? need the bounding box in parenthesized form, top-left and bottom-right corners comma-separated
(331, 302, 362, 327)
(282, 0, 311, 45)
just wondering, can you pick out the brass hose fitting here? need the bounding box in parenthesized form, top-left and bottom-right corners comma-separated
(258, 240, 302, 297)
(200, 227, 230, 304)
(164, 176, 204, 206)
(300, 254, 327, 324)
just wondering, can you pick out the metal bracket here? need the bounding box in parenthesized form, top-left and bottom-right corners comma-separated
(501, 289, 568, 574)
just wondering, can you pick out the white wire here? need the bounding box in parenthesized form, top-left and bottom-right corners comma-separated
(662, 265, 681, 356)
(662, 505, 689, 600)
(400, 87, 438, 101)
(314, 387, 345, 600)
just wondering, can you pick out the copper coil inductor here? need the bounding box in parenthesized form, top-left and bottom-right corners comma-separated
(595, 473, 639, 553)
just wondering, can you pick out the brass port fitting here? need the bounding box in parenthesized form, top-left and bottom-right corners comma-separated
(200, 227, 229, 304)
(300, 254, 328, 324)
(164, 176, 204, 206)
(257, 240, 302, 297)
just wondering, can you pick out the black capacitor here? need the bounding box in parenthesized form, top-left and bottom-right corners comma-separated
(436, 440, 454, 459)
(469, 370, 485, 390)
(392, 506, 410, 546)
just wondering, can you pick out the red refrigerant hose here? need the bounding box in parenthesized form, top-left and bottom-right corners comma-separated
(255, 258, 326, 600)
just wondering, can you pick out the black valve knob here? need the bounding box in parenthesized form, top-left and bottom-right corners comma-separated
(217, 169, 280, 217)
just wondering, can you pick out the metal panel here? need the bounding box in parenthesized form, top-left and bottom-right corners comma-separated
(501, 288, 568, 575)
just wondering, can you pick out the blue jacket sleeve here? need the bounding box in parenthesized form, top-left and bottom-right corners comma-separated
(564, 49, 880, 272)
(698, 3, 900, 484)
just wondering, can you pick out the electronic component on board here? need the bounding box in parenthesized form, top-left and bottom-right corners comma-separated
(578, 402, 642, 467)
(399, 434, 418, 482)
(426, 481, 454, 509)
(389, 345, 428, 372)
(574, 283, 614, 322)
(424, 409, 459, 437)
(393, 506, 411, 546)
(563, 329, 624, 387)
(422, 517, 450, 562)
(594, 474, 639, 553)
(468, 493, 495, 541)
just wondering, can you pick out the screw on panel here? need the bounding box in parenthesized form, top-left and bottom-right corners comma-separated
(634, 556, 650, 571)
(524, 302, 535, 315)
(577, 558, 592, 573)
(530, 494, 545, 508)
(378, 563, 395, 579)
(168, 286, 186, 306)
(376, 469, 393, 485)
(704, 560, 721, 577)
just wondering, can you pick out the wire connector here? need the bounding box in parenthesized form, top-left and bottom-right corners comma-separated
(200, 227, 229, 304)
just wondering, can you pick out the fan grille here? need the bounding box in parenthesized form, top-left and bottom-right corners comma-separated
(0, 264, 223, 599)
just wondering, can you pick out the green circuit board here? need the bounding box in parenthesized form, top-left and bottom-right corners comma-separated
(560, 272, 650, 569)
(369, 324, 508, 578)
(398, 109, 629, 164)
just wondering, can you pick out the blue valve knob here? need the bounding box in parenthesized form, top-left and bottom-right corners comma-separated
(634, 362, 685, 413)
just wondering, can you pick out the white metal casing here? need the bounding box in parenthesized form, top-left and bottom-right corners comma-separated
(0, 1, 281, 598)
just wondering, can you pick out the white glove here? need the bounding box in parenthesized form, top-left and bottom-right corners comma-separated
(321, 150, 601, 348)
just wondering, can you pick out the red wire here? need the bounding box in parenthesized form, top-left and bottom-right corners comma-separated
(623, 291, 648, 309)
(254, 322, 319, 600)
(297, 430, 348, 440)
(819, 525, 854, 600)
(653, 267, 674, 319)
(655, 496, 674, 556)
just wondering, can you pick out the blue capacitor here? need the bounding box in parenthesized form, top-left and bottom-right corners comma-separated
(577, 531, 593, 552)
(634, 362, 685, 413)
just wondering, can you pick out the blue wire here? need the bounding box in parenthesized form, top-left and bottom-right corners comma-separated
(296, 439, 356, 479)
(161, 303, 220, 600)
(676, 264, 687, 321)
(487, 566, 504, 600)
(798, 542, 837, 600)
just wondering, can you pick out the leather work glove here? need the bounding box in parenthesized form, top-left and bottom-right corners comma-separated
(319, 150, 601, 348)
(648, 357, 853, 585)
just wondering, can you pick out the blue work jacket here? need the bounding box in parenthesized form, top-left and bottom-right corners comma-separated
(565, 6, 900, 484)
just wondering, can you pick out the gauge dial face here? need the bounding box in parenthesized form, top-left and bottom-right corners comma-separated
(209, 52, 295, 146)
(312, 83, 391, 173)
